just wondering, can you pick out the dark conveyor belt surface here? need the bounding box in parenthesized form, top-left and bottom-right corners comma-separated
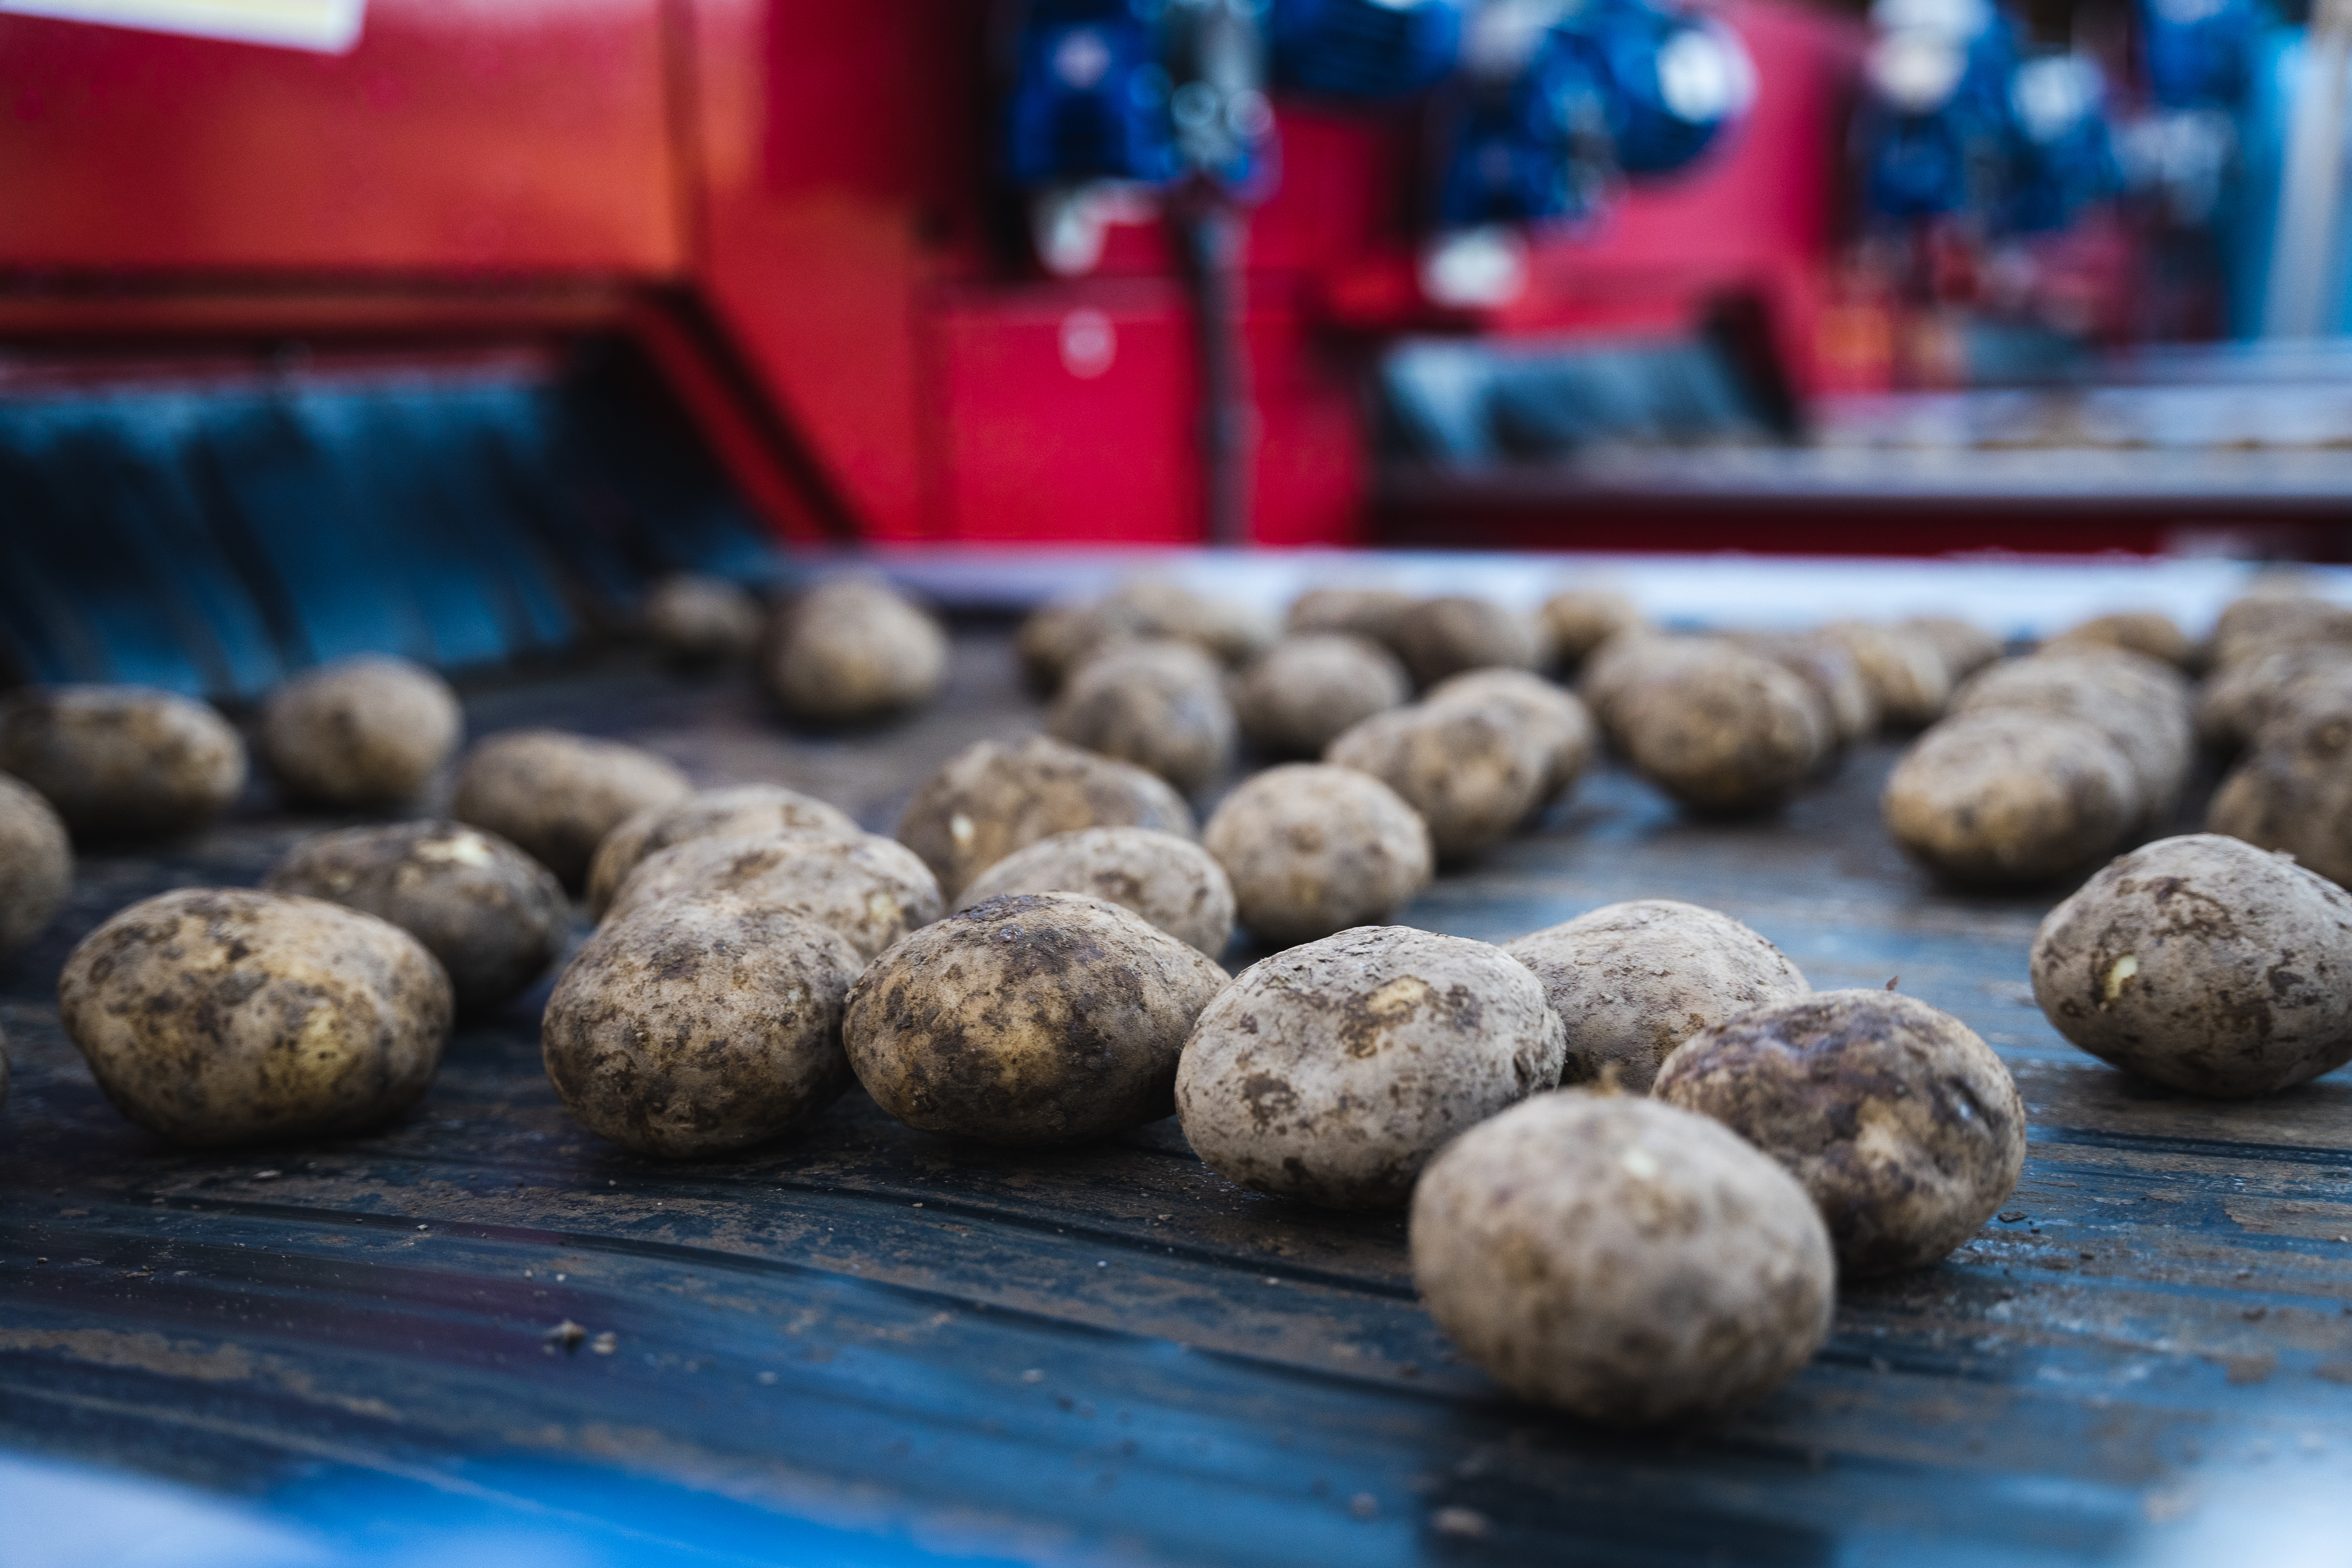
(1, 628, 2348, 1568)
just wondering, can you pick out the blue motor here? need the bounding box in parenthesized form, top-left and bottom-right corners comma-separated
(1436, 24, 1612, 228)
(1267, 0, 1465, 102)
(2004, 52, 2118, 232)
(1855, 0, 2020, 221)
(1557, 0, 1757, 176)
(1003, 0, 1181, 189)
(2138, 0, 2262, 112)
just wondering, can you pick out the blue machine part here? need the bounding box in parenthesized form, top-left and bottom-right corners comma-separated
(1855, 1, 2021, 220)
(2138, 0, 2263, 112)
(2005, 53, 2120, 231)
(1162, 0, 1277, 194)
(1557, 2, 1757, 176)
(1436, 26, 1611, 227)
(1003, 1, 1181, 188)
(1267, 0, 1464, 102)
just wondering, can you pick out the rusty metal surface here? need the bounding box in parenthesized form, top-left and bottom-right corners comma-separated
(2, 628, 2349, 1566)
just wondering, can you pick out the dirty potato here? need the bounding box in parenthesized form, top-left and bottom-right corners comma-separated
(1504, 900, 1810, 1093)
(1326, 701, 1548, 860)
(845, 892, 1229, 1145)
(1411, 1092, 1835, 1425)
(58, 887, 451, 1146)
(0, 684, 246, 840)
(1882, 711, 2140, 885)
(1951, 648, 2192, 826)
(1540, 589, 1644, 673)
(1900, 616, 2003, 682)
(1048, 638, 1238, 796)
(762, 576, 948, 724)
(543, 895, 863, 1158)
(1391, 595, 1545, 689)
(1609, 642, 1828, 813)
(1425, 668, 1596, 809)
(260, 655, 462, 808)
(1233, 634, 1410, 759)
(896, 734, 1194, 901)
(642, 573, 762, 665)
(955, 826, 1234, 957)
(2209, 675, 2352, 887)
(605, 831, 942, 960)
(452, 729, 690, 890)
(2209, 588, 2352, 669)
(2197, 642, 2352, 753)
(2031, 833, 2352, 1097)
(1655, 990, 2027, 1276)
(0, 773, 70, 958)
(1285, 586, 1415, 654)
(1177, 926, 1564, 1208)
(2046, 610, 2197, 671)
(265, 821, 568, 1016)
(1201, 764, 1433, 946)
(1728, 632, 1877, 748)
(1820, 621, 1951, 730)
(586, 782, 861, 918)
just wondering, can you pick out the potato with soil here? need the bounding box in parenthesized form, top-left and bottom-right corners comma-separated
(1952, 648, 2192, 825)
(1285, 586, 1414, 654)
(642, 573, 762, 665)
(1391, 595, 1544, 689)
(1900, 616, 2003, 682)
(846, 892, 1229, 1145)
(543, 895, 862, 1158)
(896, 734, 1194, 901)
(2209, 677, 2352, 887)
(606, 831, 942, 961)
(1233, 634, 1410, 759)
(1504, 900, 1810, 1093)
(2030, 833, 2352, 1097)
(1048, 639, 1237, 796)
(0, 685, 245, 840)
(1178, 926, 1564, 1208)
(1608, 642, 1828, 813)
(260, 656, 462, 808)
(1201, 764, 1432, 946)
(1882, 711, 2140, 885)
(0, 773, 71, 958)
(762, 576, 948, 724)
(265, 822, 568, 1016)
(1655, 991, 2027, 1276)
(2047, 610, 2196, 671)
(1425, 668, 1596, 808)
(1411, 1092, 1835, 1426)
(1021, 582, 1270, 695)
(1728, 632, 1877, 748)
(2209, 588, 2352, 669)
(58, 887, 451, 1146)
(453, 730, 689, 890)
(954, 826, 1234, 956)
(1820, 621, 1951, 730)
(1540, 589, 1644, 673)
(2197, 642, 2352, 753)
(586, 782, 860, 918)
(1326, 701, 1548, 860)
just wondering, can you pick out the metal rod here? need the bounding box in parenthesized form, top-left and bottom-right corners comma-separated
(1179, 202, 1255, 549)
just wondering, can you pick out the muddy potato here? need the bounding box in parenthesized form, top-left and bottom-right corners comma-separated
(0, 684, 245, 840)
(1952, 648, 2192, 824)
(1504, 900, 1810, 1093)
(1391, 595, 1544, 689)
(2047, 610, 2196, 671)
(1576, 630, 1704, 736)
(1728, 632, 1877, 749)
(1900, 616, 2003, 682)
(452, 729, 690, 890)
(1610, 642, 1827, 813)
(896, 734, 1195, 901)
(1201, 764, 1432, 946)
(1048, 639, 1237, 796)
(260, 655, 462, 808)
(845, 892, 1228, 1145)
(1284, 586, 1415, 654)
(1233, 634, 1410, 759)
(265, 821, 567, 1016)
(1411, 1092, 1835, 1426)
(1016, 599, 1129, 697)
(1540, 589, 1644, 674)
(1426, 668, 1596, 808)
(58, 887, 451, 1146)
(1656, 991, 2027, 1276)
(0, 773, 71, 958)
(2210, 677, 2352, 887)
(2196, 642, 2352, 753)
(2209, 589, 2352, 669)
(1100, 580, 1272, 667)
(955, 826, 1234, 956)
(1177, 926, 1564, 1208)
(2031, 834, 2352, 1097)
(543, 895, 862, 1158)
(1882, 711, 2140, 885)
(1820, 621, 1951, 730)
(586, 783, 861, 918)
(642, 573, 762, 665)
(606, 831, 942, 960)
(762, 576, 948, 724)
(1326, 701, 1548, 860)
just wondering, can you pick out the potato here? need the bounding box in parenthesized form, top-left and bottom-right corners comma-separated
(2209, 678, 2352, 886)
(1425, 668, 1596, 808)
(954, 826, 1234, 956)
(1022, 583, 1271, 695)
(1201, 764, 1432, 945)
(0, 773, 71, 958)
(2033, 834, 2352, 1097)
(0, 685, 245, 840)
(1820, 621, 1951, 730)
(2196, 642, 2352, 753)
(1540, 589, 1643, 673)
(1177, 926, 1564, 1208)
(642, 572, 762, 665)
(1952, 648, 2192, 825)
(543, 894, 862, 1157)
(1655, 990, 2027, 1276)
(585, 782, 860, 918)
(58, 887, 450, 1146)
(452, 730, 688, 890)
(1576, 630, 1702, 736)
(1326, 701, 1547, 860)
(845, 892, 1228, 1144)
(1608, 642, 1827, 813)
(762, 576, 948, 724)
(897, 734, 1195, 901)
(1411, 1092, 1835, 1426)
(1233, 634, 1410, 759)
(260, 655, 462, 808)
(2047, 610, 2196, 671)
(1048, 638, 1237, 795)
(1900, 615, 2003, 682)
(1882, 711, 2139, 885)
(265, 821, 567, 1016)
(1504, 900, 1809, 1093)
(1391, 595, 1544, 689)
(1017, 599, 1128, 697)
(1728, 632, 1877, 748)
(2209, 589, 2352, 669)
(606, 831, 941, 960)
(1284, 586, 1414, 653)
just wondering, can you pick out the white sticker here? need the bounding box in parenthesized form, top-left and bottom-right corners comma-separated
(0, 0, 365, 54)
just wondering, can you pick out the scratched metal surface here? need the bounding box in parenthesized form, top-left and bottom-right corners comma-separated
(2, 628, 2349, 1568)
